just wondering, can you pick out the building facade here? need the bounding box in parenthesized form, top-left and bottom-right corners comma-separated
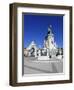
(24, 26, 63, 60)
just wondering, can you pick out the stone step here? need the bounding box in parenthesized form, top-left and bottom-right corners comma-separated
(38, 56, 49, 60)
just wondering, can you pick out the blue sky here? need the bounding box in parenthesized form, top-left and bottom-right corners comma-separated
(23, 13, 63, 48)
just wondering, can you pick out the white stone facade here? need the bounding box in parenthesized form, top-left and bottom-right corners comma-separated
(24, 26, 63, 60)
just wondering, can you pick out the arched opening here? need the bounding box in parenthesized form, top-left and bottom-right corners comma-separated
(30, 47, 35, 57)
